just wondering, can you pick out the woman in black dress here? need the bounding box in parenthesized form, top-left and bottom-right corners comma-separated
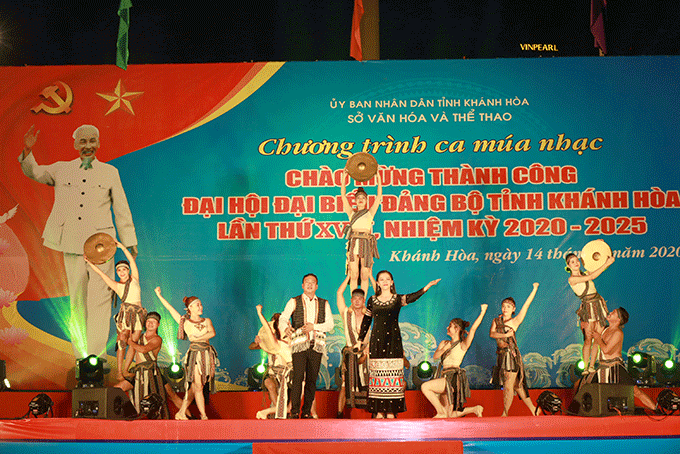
(354, 270, 440, 418)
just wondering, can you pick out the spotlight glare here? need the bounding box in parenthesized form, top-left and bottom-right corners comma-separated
(632, 353, 642, 364)
(255, 363, 266, 376)
(416, 361, 434, 379)
(663, 359, 675, 370)
(576, 360, 585, 371)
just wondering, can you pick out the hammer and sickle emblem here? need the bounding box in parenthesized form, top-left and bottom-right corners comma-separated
(31, 81, 73, 114)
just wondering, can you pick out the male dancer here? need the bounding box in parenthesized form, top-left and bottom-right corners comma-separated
(280, 274, 333, 418)
(114, 312, 188, 418)
(335, 276, 371, 417)
(589, 307, 658, 411)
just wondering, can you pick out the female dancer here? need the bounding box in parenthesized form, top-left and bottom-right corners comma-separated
(155, 286, 216, 420)
(341, 167, 382, 293)
(354, 270, 440, 418)
(84, 241, 145, 381)
(421, 304, 488, 418)
(252, 305, 293, 419)
(489, 283, 539, 417)
(566, 248, 614, 374)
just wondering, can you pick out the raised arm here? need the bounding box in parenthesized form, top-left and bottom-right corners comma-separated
(336, 277, 350, 316)
(154, 286, 181, 324)
(340, 168, 354, 217)
(462, 304, 488, 350)
(256, 304, 279, 348)
(568, 256, 615, 285)
(368, 171, 382, 218)
(22, 125, 39, 160)
(116, 240, 139, 281)
(84, 256, 118, 291)
(514, 282, 539, 327)
(403, 278, 441, 305)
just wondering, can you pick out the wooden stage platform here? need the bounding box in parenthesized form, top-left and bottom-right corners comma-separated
(1, 388, 679, 453)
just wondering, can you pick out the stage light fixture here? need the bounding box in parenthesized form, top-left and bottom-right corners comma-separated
(140, 393, 164, 419)
(28, 393, 53, 417)
(656, 358, 680, 386)
(536, 390, 563, 415)
(76, 355, 105, 387)
(411, 360, 435, 390)
(168, 362, 184, 379)
(416, 361, 434, 379)
(657, 388, 680, 415)
(627, 352, 656, 386)
(568, 360, 586, 384)
(246, 363, 266, 390)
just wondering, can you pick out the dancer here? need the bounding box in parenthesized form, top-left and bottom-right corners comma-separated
(84, 241, 145, 381)
(489, 283, 540, 417)
(421, 304, 488, 418)
(252, 305, 293, 419)
(566, 248, 614, 374)
(354, 270, 440, 418)
(335, 275, 373, 416)
(340, 168, 382, 292)
(588, 307, 658, 411)
(154, 287, 216, 420)
(280, 273, 333, 418)
(113, 312, 189, 419)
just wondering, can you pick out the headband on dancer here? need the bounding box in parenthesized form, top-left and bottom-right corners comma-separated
(146, 312, 161, 322)
(115, 260, 130, 271)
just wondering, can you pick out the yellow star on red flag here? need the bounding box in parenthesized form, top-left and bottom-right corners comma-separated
(96, 79, 143, 115)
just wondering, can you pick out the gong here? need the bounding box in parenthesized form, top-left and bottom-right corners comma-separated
(581, 239, 612, 272)
(346, 152, 378, 182)
(83, 232, 116, 264)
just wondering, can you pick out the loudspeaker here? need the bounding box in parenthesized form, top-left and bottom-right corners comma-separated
(568, 383, 634, 416)
(72, 387, 137, 419)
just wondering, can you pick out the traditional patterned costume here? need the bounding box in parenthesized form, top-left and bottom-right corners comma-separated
(127, 334, 169, 419)
(491, 315, 529, 398)
(282, 294, 333, 417)
(570, 278, 608, 324)
(178, 317, 217, 394)
(438, 341, 471, 412)
(342, 309, 370, 408)
(344, 209, 379, 273)
(358, 288, 425, 415)
(258, 320, 293, 419)
(113, 278, 146, 350)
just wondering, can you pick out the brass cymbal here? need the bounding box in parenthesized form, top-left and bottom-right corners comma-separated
(346, 152, 378, 182)
(581, 239, 612, 272)
(83, 232, 116, 265)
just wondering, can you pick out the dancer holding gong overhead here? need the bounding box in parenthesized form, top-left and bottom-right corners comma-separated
(341, 153, 382, 293)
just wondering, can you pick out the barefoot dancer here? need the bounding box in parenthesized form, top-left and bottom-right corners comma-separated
(566, 247, 614, 374)
(85, 241, 145, 381)
(341, 168, 382, 293)
(154, 287, 216, 420)
(490, 283, 540, 417)
(421, 304, 488, 418)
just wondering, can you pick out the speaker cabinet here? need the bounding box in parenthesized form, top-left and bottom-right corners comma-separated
(72, 387, 137, 419)
(568, 383, 634, 416)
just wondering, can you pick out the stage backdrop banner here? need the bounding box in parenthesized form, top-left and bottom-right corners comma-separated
(0, 56, 679, 391)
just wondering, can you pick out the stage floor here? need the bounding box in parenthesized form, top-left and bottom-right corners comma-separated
(1, 389, 679, 454)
